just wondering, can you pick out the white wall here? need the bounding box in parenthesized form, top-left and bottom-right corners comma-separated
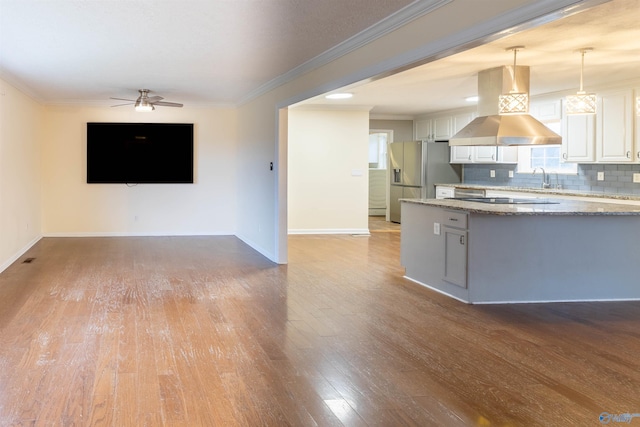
(0, 78, 44, 272)
(288, 108, 369, 234)
(41, 106, 237, 236)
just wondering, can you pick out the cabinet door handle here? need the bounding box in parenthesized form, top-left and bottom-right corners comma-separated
(449, 217, 458, 222)
(460, 235, 465, 245)
(627, 151, 632, 159)
(562, 152, 568, 160)
(468, 155, 472, 160)
(637, 151, 640, 160)
(491, 154, 495, 160)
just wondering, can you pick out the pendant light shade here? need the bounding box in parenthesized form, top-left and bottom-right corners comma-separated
(566, 48, 596, 115)
(499, 46, 529, 115)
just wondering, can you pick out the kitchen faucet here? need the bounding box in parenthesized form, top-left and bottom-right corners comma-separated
(533, 167, 551, 189)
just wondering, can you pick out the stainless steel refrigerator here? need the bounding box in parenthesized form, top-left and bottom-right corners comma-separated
(389, 141, 461, 223)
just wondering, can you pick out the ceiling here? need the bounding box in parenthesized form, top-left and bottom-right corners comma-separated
(2, 0, 638, 113)
(0, 0, 414, 105)
(298, 0, 640, 117)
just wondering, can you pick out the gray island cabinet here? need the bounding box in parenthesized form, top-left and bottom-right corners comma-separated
(400, 198, 640, 304)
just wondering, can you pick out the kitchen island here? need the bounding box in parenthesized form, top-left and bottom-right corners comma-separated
(400, 198, 640, 304)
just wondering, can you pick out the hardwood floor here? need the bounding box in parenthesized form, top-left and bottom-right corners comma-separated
(0, 219, 639, 426)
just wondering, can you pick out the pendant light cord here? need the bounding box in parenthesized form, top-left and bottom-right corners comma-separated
(579, 50, 585, 93)
(512, 48, 519, 92)
(577, 48, 593, 95)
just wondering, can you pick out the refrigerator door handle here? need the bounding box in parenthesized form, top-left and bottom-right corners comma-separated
(393, 168, 402, 183)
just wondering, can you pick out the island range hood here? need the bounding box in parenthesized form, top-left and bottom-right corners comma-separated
(449, 66, 562, 146)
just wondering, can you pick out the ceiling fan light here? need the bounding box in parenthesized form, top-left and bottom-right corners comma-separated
(566, 91, 596, 115)
(135, 101, 154, 112)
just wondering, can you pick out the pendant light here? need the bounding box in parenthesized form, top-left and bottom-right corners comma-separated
(566, 48, 596, 115)
(499, 46, 529, 114)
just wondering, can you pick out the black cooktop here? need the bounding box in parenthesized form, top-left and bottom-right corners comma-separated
(446, 197, 559, 205)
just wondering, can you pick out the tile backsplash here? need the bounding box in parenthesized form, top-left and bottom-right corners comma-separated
(463, 164, 640, 196)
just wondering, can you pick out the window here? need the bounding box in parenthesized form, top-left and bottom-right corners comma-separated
(369, 131, 390, 169)
(517, 120, 577, 174)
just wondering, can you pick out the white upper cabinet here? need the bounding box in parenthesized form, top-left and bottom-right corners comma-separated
(530, 100, 562, 121)
(433, 116, 452, 140)
(450, 112, 475, 164)
(415, 119, 432, 141)
(452, 112, 475, 135)
(473, 146, 498, 163)
(562, 113, 595, 162)
(596, 89, 634, 162)
(415, 116, 453, 141)
(450, 146, 473, 163)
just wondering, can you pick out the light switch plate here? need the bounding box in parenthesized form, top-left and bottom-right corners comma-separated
(634, 173, 640, 183)
(434, 222, 441, 235)
(597, 171, 605, 181)
(508, 170, 514, 178)
(490, 170, 496, 178)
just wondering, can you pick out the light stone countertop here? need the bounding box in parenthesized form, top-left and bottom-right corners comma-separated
(434, 183, 640, 201)
(400, 197, 640, 216)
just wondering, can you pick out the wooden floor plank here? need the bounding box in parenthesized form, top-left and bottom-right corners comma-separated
(0, 218, 639, 426)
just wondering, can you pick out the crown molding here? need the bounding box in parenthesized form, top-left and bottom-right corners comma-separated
(290, 104, 373, 112)
(238, 0, 452, 106)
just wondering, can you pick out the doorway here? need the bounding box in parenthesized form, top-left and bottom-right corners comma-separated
(368, 130, 392, 221)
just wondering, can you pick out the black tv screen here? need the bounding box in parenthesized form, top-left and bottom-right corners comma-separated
(87, 122, 194, 184)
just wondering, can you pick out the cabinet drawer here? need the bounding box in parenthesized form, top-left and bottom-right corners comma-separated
(442, 210, 467, 229)
(436, 187, 455, 199)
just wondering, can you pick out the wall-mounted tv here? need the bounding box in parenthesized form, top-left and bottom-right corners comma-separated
(87, 122, 194, 184)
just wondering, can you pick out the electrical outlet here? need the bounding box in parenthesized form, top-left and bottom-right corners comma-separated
(597, 171, 605, 181)
(634, 173, 640, 183)
(434, 222, 441, 235)
(508, 170, 514, 178)
(490, 170, 496, 178)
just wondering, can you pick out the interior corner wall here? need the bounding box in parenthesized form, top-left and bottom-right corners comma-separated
(234, 0, 584, 264)
(288, 109, 369, 234)
(0, 78, 44, 272)
(41, 106, 237, 236)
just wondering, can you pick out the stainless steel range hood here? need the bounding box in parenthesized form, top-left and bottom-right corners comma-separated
(449, 66, 561, 146)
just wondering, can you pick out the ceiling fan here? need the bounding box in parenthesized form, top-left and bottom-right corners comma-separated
(110, 89, 183, 112)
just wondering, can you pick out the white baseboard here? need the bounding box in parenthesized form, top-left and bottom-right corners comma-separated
(288, 228, 370, 235)
(235, 233, 276, 262)
(403, 276, 470, 304)
(0, 235, 43, 274)
(42, 231, 235, 237)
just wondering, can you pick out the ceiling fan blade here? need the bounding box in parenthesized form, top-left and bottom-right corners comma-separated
(111, 102, 135, 107)
(110, 97, 136, 102)
(152, 101, 183, 107)
(147, 96, 164, 102)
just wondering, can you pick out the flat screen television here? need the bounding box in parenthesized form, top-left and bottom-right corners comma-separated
(87, 122, 194, 184)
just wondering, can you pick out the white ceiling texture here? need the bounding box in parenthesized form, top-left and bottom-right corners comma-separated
(2, 0, 639, 114)
(0, 0, 414, 105)
(301, 0, 640, 116)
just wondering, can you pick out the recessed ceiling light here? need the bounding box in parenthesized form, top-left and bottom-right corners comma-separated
(465, 96, 479, 102)
(325, 93, 353, 100)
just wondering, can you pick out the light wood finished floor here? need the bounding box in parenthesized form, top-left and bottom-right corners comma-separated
(0, 217, 639, 426)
